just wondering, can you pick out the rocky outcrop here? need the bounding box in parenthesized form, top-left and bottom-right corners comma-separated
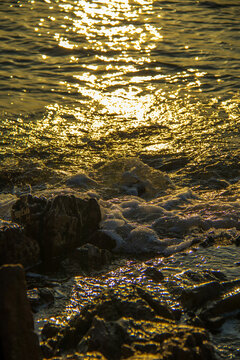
(41, 283, 217, 360)
(0, 222, 40, 267)
(78, 317, 215, 360)
(9, 194, 102, 266)
(0, 264, 40, 360)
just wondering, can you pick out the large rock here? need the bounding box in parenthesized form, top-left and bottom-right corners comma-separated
(0, 222, 40, 267)
(11, 194, 102, 264)
(0, 264, 40, 360)
(46, 284, 217, 360)
(78, 316, 216, 360)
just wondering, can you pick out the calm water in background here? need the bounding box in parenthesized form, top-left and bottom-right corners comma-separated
(0, 0, 239, 172)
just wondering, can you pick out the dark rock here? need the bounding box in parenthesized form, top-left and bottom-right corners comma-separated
(235, 235, 240, 246)
(11, 194, 102, 266)
(208, 178, 230, 189)
(209, 270, 227, 281)
(159, 157, 189, 172)
(205, 289, 240, 317)
(27, 287, 54, 313)
(77, 316, 216, 360)
(205, 316, 225, 332)
(200, 235, 215, 248)
(136, 287, 176, 320)
(181, 269, 227, 283)
(40, 342, 54, 359)
(42, 279, 218, 359)
(188, 316, 205, 328)
(52, 352, 107, 359)
(120, 344, 134, 358)
(89, 230, 117, 251)
(0, 222, 40, 267)
(134, 342, 158, 353)
(94, 295, 156, 322)
(78, 316, 127, 360)
(179, 281, 223, 310)
(0, 264, 40, 360)
(41, 321, 62, 341)
(74, 243, 112, 270)
(143, 266, 164, 282)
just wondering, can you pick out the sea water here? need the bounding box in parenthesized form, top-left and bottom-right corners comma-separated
(0, 0, 240, 358)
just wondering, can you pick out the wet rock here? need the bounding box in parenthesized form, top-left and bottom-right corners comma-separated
(41, 321, 62, 341)
(158, 156, 189, 172)
(78, 316, 127, 359)
(78, 316, 216, 360)
(180, 269, 227, 283)
(89, 230, 117, 251)
(0, 264, 40, 360)
(74, 243, 112, 270)
(42, 275, 218, 360)
(235, 235, 240, 246)
(208, 177, 230, 189)
(0, 222, 40, 267)
(40, 342, 55, 359)
(11, 194, 102, 265)
(143, 266, 164, 282)
(136, 286, 176, 320)
(204, 316, 225, 332)
(94, 293, 156, 323)
(179, 281, 223, 310)
(200, 235, 215, 248)
(27, 287, 55, 313)
(52, 352, 107, 359)
(204, 289, 240, 318)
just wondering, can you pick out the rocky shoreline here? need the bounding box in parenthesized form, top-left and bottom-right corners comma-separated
(1, 192, 240, 359)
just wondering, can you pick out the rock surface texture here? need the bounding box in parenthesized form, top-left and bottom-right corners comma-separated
(41, 283, 217, 360)
(0, 264, 40, 360)
(8, 194, 102, 266)
(0, 222, 40, 267)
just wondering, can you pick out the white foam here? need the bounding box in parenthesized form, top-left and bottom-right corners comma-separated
(96, 157, 174, 197)
(126, 226, 165, 253)
(99, 183, 240, 254)
(66, 173, 98, 188)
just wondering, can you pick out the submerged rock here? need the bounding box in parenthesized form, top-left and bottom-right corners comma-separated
(11, 194, 102, 266)
(0, 264, 40, 360)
